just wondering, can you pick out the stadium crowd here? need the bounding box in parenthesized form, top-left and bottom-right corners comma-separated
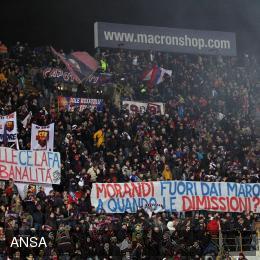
(0, 42, 259, 259)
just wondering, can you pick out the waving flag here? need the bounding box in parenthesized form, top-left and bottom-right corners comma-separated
(157, 68, 172, 84)
(51, 47, 98, 84)
(142, 66, 172, 87)
(21, 111, 32, 129)
(142, 67, 154, 81)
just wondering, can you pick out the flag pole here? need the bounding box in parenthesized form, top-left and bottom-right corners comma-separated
(16, 138, 19, 150)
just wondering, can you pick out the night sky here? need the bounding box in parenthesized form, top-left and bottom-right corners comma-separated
(1, 0, 260, 56)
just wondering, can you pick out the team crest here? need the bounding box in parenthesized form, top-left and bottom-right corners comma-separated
(31, 123, 54, 151)
(36, 130, 49, 147)
(5, 121, 14, 132)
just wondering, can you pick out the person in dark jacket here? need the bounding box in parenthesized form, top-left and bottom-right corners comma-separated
(132, 243, 143, 260)
(32, 204, 44, 231)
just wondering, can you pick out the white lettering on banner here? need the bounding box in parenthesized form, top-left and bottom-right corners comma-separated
(42, 67, 75, 83)
(58, 96, 103, 112)
(0, 112, 18, 143)
(122, 101, 165, 115)
(90, 181, 260, 213)
(0, 147, 61, 184)
(95, 22, 237, 56)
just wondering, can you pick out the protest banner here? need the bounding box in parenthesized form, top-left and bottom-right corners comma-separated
(31, 123, 54, 151)
(0, 112, 17, 143)
(122, 101, 165, 115)
(58, 96, 103, 112)
(0, 147, 61, 184)
(16, 182, 53, 199)
(91, 181, 260, 213)
(42, 67, 75, 83)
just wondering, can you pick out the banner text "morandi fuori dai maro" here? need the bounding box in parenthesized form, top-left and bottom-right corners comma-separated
(94, 22, 237, 56)
(91, 181, 260, 213)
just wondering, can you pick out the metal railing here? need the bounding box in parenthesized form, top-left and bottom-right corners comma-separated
(218, 229, 259, 257)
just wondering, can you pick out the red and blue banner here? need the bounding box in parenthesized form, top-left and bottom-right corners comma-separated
(91, 181, 260, 213)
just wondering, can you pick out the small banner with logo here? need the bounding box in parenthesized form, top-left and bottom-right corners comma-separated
(0, 112, 18, 144)
(122, 101, 165, 115)
(31, 123, 54, 151)
(16, 182, 53, 199)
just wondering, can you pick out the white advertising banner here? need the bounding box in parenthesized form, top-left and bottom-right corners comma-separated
(94, 22, 237, 56)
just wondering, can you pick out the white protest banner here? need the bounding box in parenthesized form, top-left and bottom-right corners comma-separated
(91, 181, 260, 214)
(16, 182, 53, 199)
(31, 123, 54, 151)
(122, 101, 165, 115)
(0, 112, 17, 143)
(0, 147, 61, 184)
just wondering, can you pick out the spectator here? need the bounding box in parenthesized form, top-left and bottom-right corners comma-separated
(162, 164, 173, 180)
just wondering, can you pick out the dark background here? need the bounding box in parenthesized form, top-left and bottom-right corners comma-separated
(1, 0, 260, 56)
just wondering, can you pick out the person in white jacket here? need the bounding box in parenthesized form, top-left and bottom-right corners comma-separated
(87, 164, 100, 182)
